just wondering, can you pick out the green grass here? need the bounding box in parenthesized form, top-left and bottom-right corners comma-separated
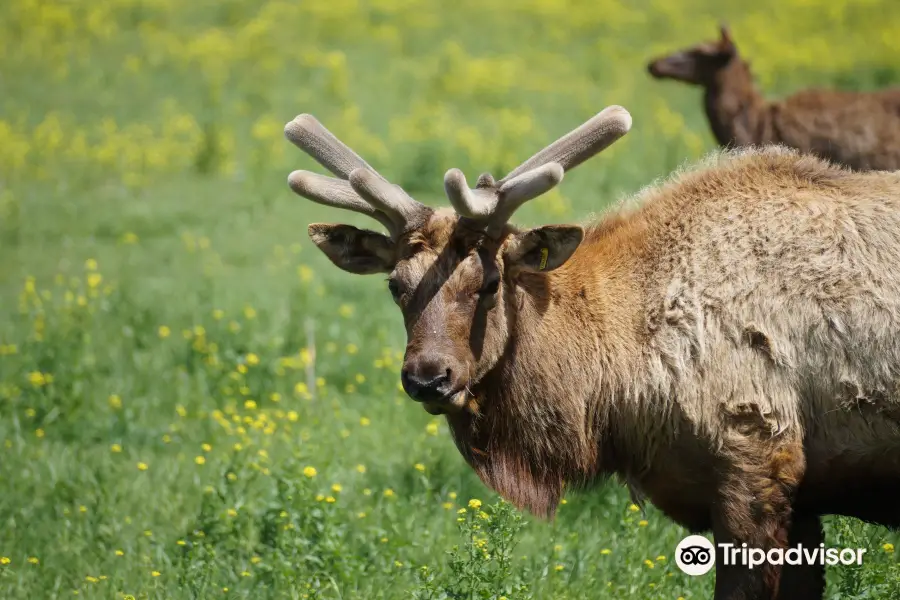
(2, 0, 900, 598)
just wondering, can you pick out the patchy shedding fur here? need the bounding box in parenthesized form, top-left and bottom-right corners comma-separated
(648, 26, 900, 171)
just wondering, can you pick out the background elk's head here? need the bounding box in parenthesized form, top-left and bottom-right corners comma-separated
(647, 25, 738, 85)
(284, 107, 631, 415)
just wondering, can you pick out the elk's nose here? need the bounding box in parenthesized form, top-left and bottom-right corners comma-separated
(401, 359, 454, 403)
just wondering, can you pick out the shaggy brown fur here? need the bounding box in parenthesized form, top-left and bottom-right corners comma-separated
(647, 26, 900, 171)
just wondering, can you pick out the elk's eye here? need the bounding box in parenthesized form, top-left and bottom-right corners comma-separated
(478, 279, 500, 296)
(387, 278, 401, 299)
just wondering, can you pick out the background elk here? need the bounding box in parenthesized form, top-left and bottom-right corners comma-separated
(285, 106, 900, 600)
(647, 25, 900, 171)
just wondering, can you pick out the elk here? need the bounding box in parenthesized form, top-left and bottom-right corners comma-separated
(284, 106, 900, 600)
(647, 25, 900, 171)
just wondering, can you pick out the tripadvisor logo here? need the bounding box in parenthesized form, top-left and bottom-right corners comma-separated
(675, 535, 716, 576)
(674, 536, 867, 576)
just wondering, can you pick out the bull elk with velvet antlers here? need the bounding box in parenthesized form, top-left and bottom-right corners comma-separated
(283, 106, 900, 600)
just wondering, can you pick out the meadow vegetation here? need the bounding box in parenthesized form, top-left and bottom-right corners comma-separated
(2, 0, 900, 598)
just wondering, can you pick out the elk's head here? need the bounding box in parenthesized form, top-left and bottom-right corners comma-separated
(647, 25, 738, 85)
(285, 107, 630, 416)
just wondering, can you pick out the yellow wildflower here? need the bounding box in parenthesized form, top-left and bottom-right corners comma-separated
(468, 499, 482, 509)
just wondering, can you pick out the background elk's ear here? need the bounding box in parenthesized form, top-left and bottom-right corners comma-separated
(719, 23, 736, 51)
(308, 223, 396, 274)
(504, 225, 584, 273)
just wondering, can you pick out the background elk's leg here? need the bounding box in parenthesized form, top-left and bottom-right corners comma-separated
(711, 435, 806, 600)
(777, 514, 825, 600)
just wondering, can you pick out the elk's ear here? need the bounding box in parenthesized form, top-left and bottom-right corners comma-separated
(719, 23, 735, 50)
(503, 225, 583, 273)
(308, 223, 396, 274)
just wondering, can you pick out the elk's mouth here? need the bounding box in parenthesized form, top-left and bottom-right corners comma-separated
(422, 390, 475, 415)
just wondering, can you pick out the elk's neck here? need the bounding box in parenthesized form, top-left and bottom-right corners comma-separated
(703, 58, 772, 147)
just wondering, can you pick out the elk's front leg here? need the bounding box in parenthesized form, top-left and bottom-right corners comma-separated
(777, 514, 825, 600)
(711, 435, 806, 600)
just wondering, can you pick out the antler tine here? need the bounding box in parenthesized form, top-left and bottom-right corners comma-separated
(491, 162, 564, 226)
(287, 170, 396, 233)
(285, 114, 432, 238)
(284, 114, 387, 182)
(349, 168, 429, 229)
(499, 105, 632, 184)
(444, 168, 499, 219)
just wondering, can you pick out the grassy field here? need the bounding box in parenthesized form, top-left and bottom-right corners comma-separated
(3, 0, 900, 598)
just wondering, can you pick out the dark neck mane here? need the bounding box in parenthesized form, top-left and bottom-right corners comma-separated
(446, 235, 644, 517)
(703, 58, 772, 147)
